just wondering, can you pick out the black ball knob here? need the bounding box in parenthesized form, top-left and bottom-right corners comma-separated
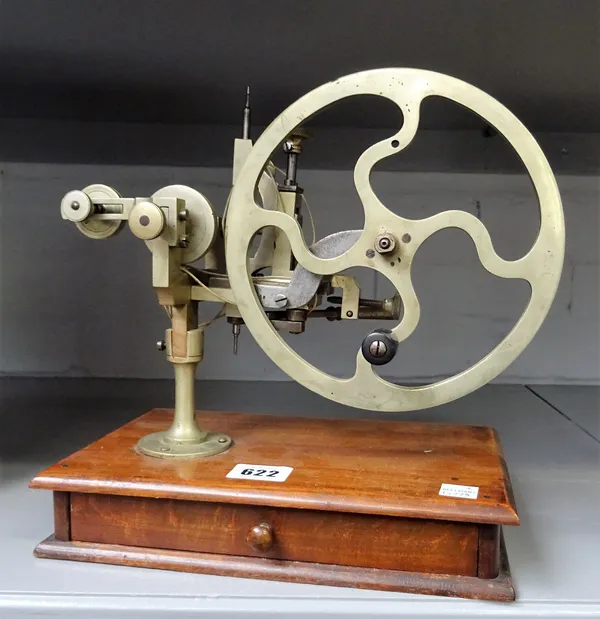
(361, 329, 398, 366)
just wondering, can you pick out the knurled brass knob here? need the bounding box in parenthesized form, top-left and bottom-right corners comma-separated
(246, 522, 273, 551)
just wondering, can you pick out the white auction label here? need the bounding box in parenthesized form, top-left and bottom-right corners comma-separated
(439, 483, 479, 499)
(226, 463, 294, 482)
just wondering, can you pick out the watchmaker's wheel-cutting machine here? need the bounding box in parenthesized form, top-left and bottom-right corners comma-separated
(31, 69, 564, 601)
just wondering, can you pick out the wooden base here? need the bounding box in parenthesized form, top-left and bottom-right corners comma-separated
(31, 409, 519, 601)
(35, 532, 514, 601)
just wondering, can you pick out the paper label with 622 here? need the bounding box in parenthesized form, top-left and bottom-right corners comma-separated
(226, 463, 294, 482)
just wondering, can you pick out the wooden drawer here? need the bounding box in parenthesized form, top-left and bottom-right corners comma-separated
(70, 492, 479, 576)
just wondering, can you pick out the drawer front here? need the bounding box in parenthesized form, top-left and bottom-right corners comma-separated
(70, 493, 479, 575)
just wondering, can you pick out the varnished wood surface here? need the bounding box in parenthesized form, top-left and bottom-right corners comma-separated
(477, 524, 501, 579)
(53, 492, 71, 542)
(31, 409, 519, 525)
(34, 534, 515, 602)
(69, 492, 480, 575)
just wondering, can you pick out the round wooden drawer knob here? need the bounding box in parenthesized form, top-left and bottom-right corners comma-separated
(246, 522, 273, 551)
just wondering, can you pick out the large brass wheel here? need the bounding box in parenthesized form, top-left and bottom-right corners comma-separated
(225, 69, 565, 412)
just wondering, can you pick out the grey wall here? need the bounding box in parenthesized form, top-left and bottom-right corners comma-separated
(1, 158, 597, 384)
(2, 119, 600, 174)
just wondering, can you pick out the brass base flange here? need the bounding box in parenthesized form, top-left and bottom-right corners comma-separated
(137, 431, 232, 459)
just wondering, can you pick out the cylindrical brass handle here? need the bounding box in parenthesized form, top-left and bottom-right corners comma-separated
(246, 522, 273, 551)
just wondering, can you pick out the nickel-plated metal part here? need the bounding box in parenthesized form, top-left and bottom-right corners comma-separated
(242, 86, 251, 140)
(310, 303, 398, 321)
(193, 273, 336, 319)
(307, 307, 341, 320)
(286, 309, 308, 322)
(270, 319, 305, 334)
(381, 294, 402, 319)
(284, 151, 298, 187)
(281, 128, 309, 189)
(370, 340, 387, 357)
(265, 307, 308, 334)
(229, 317, 243, 355)
(156, 340, 166, 351)
(233, 324, 240, 354)
(225, 68, 565, 412)
(191, 273, 291, 307)
(325, 294, 401, 320)
(250, 277, 291, 308)
(276, 230, 362, 309)
(273, 294, 287, 308)
(329, 296, 384, 308)
(94, 202, 126, 215)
